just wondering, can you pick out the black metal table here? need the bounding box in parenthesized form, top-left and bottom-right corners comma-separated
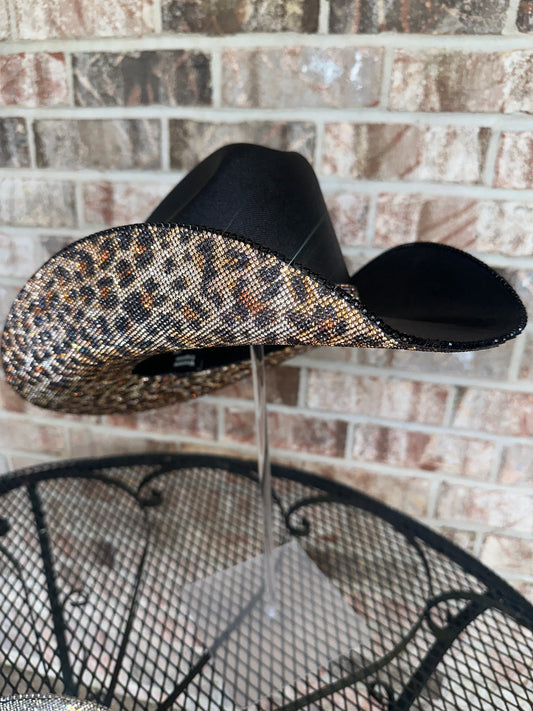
(0, 453, 532, 711)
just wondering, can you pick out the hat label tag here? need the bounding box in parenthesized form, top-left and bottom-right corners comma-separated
(172, 352, 198, 370)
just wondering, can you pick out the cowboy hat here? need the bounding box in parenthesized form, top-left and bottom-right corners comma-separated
(1, 144, 526, 414)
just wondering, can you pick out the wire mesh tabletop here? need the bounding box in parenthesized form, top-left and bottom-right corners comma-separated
(0, 453, 532, 711)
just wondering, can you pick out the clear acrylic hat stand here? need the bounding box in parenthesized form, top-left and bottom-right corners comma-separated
(180, 345, 369, 709)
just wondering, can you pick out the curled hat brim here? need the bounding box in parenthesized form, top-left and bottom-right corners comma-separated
(0, 221, 526, 415)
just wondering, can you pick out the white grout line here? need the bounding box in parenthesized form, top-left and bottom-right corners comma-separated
(210, 47, 223, 108)
(216, 403, 225, 441)
(64, 52, 75, 107)
(425, 478, 441, 519)
(482, 128, 501, 187)
(25, 117, 37, 169)
(442, 386, 458, 428)
(4, 167, 533, 202)
(296, 365, 309, 408)
(74, 180, 85, 229)
(472, 531, 484, 558)
(378, 45, 394, 109)
(343, 421, 356, 459)
(160, 117, 170, 170)
(318, 0, 330, 34)
(2, 104, 533, 129)
(313, 120, 324, 168)
(503, 0, 522, 35)
(507, 327, 528, 381)
(286, 357, 533, 393)
(153, 0, 163, 35)
(2, 32, 533, 54)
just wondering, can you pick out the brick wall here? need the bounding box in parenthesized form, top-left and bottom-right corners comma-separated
(0, 0, 532, 599)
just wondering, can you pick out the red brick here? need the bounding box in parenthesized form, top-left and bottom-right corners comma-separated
(0, 418, 66, 457)
(106, 401, 218, 440)
(436, 483, 533, 533)
(323, 123, 490, 184)
(73, 51, 211, 107)
(334, 468, 430, 517)
(213, 365, 299, 406)
(390, 50, 533, 114)
(162, 0, 319, 33)
(222, 47, 382, 109)
(0, 53, 68, 107)
(329, 0, 508, 34)
(0, 178, 76, 228)
(326, 193, 369, 247)
(169, 119, 315, 171)
(433, 526, 477, 554)
(224, 408, 347, 457)
(499, 445, 533, 486)
(356, 341, 515, 380)
(494, 132, 533, 189)
(13, 0, 155, 39)
(307, 370, 450, 425)
(481, 534, 533, 576)
(0, 232, 40, 280)
(69, 429, 180, 458)
(452, 387, 533, 436)
(374, 193, 533, 257)
(83, 182, 170, 227)
(0, 118, 30, 168)
(35, 119, 161, 170)
(352, 425, 495, 480)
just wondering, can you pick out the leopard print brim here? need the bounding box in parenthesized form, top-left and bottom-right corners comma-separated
(0, 223, 520, 415)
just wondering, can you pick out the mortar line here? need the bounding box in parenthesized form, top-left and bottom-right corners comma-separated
(378, 45, 394, 109)
(4, 167, 533, 201)
(153, 0, 163, 35)
(25, 117, 37, 169)
(160, 116, 170, 171)
(503, 0, 522, 34)
(482, 128, 501, 188)
(3, 33, 533, 54)
(425, 477, 441, 519)
(210, 47, 223, 108)
(285, 358, 533, 393)
(343, 421, 356, 460)
(443, 386, 458, 427)
(74, 180, 85, 229)
(318, 0, 330, 33)
(296, 365, 309, 408)
(507, 329, 528, 381)
(313, 120, 325, 170)
(4, 104, 533, 128)
(64, 51, 75, 106)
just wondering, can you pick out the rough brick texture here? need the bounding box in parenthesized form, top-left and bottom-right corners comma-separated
(494, 132, 533, 189)
(12, 0, 155, 39)
(329, 0, 509, 34)
(35, 119, 161, 170)
(162, 0, 319, 34)
(0, 53, 69, 107)
(374, 194, 533, 256)
(0, 119, 29, 168)
(0, 178, 76, 227)
(73, 51, 212, 107)
(222, 48, 383, 108)
(322, 124, 490, 184)
(169, 120, 315, 170)
(517, 0, 533, 30)
(390, 50, 533, 114)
